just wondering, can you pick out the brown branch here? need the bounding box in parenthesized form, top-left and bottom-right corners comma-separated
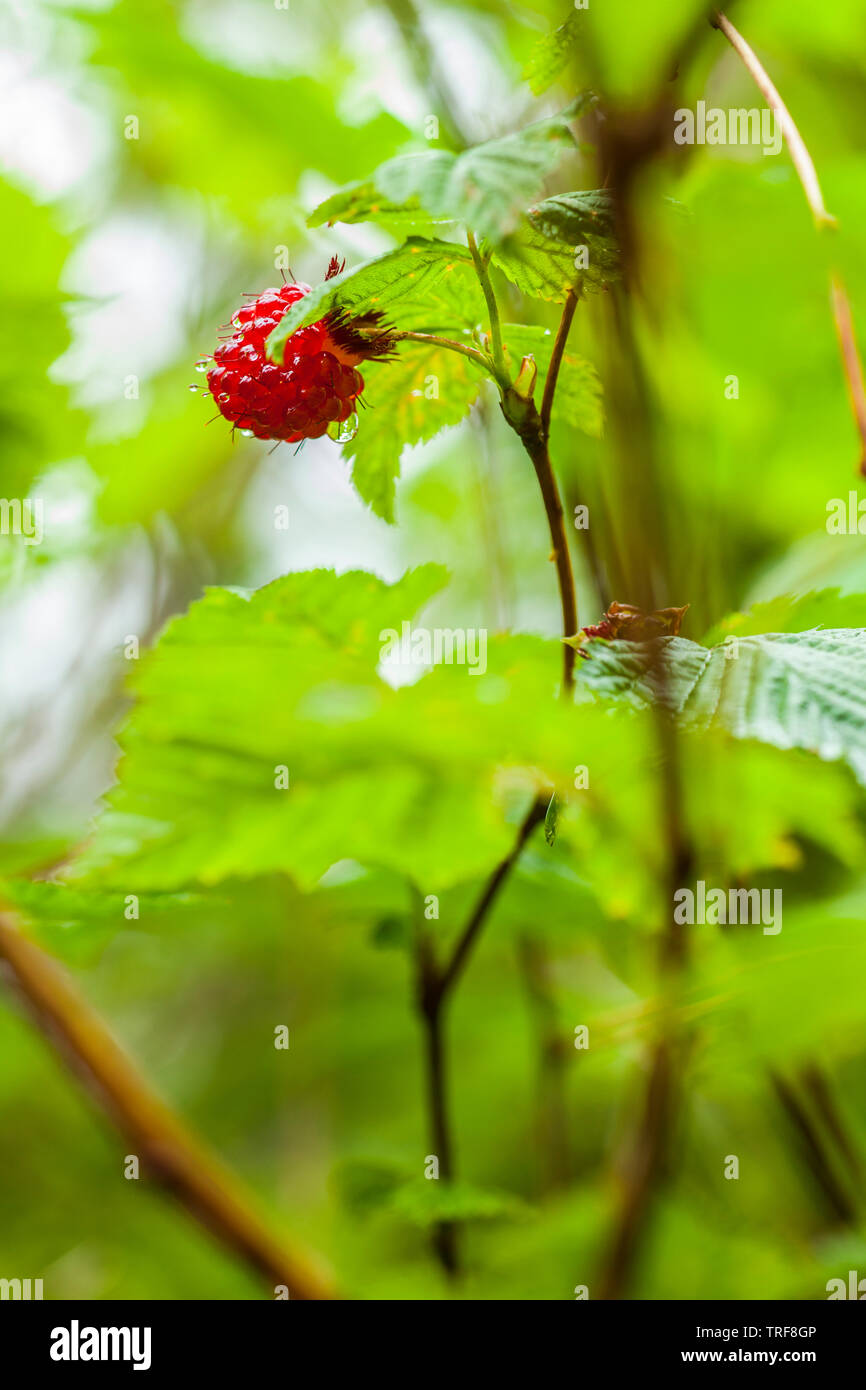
(439, 796, 548, 997)
(0, 908, 335, 1300)
(714, 10, 866, 473)
(502, 392, 579, 691)
(831, 276, 866, 474)
(414, 794, 547, 1276)
(540, 289, 579, 437)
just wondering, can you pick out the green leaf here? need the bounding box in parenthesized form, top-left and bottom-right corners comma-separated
(266, 239, 474, 362)
(503, 189, 621, 295)
(578, 629, 866, 784)
(305, 113, 576, 245)
(343, 341, 484, 522)
(389, 1178, 527, 1227)
(307, 159, 458, 231)
(0, 182, 83, 497)
(703, 589, 866, 645)
(528, 189, 616, 244)
(523, 14, 585, 96)
(66, 575, 582, 896)
(333, 1157, 526, 1226)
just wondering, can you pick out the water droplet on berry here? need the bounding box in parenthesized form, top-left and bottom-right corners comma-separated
(195, 360, 208, 372)
(328, 412, 359, 443)
(232, 315, 243, 329)
(188, 384, 198, 392)
(240, 428, 254, 437)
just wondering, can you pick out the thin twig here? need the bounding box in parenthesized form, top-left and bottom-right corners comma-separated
(392, 329, 495, 374)
(439, 796, 548, 996)
(540, 289, 579, 437)
(714, 10, 866, 472)
(712, 11, 834, 229)
(0, 909, 334, 1300)
(414, 795, 547, 1276)
(831, 276, 866, 473)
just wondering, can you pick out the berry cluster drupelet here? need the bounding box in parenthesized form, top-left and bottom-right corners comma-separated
(206, 279, 366, 443)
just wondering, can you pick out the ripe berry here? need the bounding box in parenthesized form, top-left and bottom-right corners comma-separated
(201, 260, 394, 445)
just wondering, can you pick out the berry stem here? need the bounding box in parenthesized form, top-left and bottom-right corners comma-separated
(466, 230, 510, 391)
(391, 330, 496, 375)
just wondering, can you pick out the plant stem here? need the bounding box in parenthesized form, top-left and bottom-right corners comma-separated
(414, 795, 547, 1277)
(540, 289, 579, 436)
(517, 934, 571, 1192)
(391, 329, 495, 374)
(467, 230, 510, 390)
(0, 908, 334, 1300)
(440, 796, 548, 995)
(712, 11, 833, 228)
(714, 10, 866, 472)
(504, 393, 579, 691)
(771, 1071, 857, 1226)
(831, 275, 866, 473)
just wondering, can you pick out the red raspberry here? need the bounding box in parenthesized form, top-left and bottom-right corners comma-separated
(201, 260, 394, 445)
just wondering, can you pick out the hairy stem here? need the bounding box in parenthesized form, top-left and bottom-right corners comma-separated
(0, 909, 334, 1300)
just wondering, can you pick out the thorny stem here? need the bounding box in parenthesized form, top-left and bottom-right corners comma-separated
(713, 10, 866, 472)
(414, 795, 547, 1276)
(0, 908, 334, 1300)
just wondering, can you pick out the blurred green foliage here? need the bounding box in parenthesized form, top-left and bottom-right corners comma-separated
(3, 0, 866, 1302)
